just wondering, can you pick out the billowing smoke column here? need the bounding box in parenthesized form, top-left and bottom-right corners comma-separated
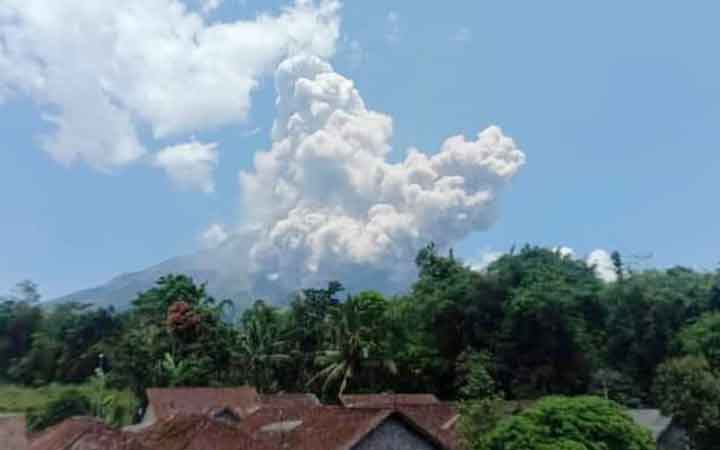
(240, 55, 526, 294)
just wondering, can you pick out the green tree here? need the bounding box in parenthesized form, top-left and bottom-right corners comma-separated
(478, 396, 654, 450)
(236, 300, 290, 393)
(9, 303, 120, 384)
(0, 281, 43, 377)
(675, 312, 720, 370)
(492, 247, 604, 397)
(108, 275, 236, 397)
(606, 267, 716, 400)
(456, 351, 506, 450)
(309, 291, 397, 396)
(653, 356, 720, 450)
(287, 281, 344, 387)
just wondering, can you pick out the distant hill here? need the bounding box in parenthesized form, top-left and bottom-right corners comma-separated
(46, 233, 271, 312)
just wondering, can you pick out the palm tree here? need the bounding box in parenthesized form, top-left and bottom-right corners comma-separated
(309, 293, 397, 396)
(236, 302, 290, 392)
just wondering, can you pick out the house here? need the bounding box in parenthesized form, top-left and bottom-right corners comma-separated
(29, 388, 461, 450)
(339, 394, 459, 448)
(239, 404, 454, 450)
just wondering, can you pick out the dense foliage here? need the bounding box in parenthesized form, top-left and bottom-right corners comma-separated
(26, 389, 91, 432)
(478, 396, 655, 450)
(653, 356, 720, 450)
(1, 244, 719, 443)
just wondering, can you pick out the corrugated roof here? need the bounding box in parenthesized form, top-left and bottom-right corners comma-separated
(240, 405, 453, 450)
(395, 403, 460, 450)
(29, 417, 148, 450)
(260, 393, 320, 409)
(146, 387, 260, 419)
(0, 415, 28, 450)
(137, 414, 269, 450)
(339, 393, 439, 408)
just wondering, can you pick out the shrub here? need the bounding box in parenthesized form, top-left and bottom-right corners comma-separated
(476, 396, 654, 450)
(26, 389, 91, 432)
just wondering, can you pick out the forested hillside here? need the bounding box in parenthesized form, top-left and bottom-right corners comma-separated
(3, 244, 720, 448)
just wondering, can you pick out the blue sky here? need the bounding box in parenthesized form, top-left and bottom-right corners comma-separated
(1, 0, 719, 299)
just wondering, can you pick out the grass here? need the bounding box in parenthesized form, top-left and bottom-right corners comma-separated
(0, 383, 139, 425)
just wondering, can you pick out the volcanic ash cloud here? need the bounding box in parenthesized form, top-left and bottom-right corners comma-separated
(239, 54, 526, 294)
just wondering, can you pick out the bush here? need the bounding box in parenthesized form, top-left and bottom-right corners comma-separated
(26, 389, 91, 432)
(476, 396, 654, 450)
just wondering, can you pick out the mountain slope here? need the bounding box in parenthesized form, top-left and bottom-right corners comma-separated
(47, 235, 260, 311)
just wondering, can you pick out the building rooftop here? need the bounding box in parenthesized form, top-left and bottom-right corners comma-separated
(339, 393, 440, 408)
(146, 386, 261, 419)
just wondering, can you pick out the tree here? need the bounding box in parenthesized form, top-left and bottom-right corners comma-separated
(236, 300, 290, 393)
(287, 281, 345, 387)
(3, 280, 42, 304)
(9, 303, 121, 384)
(408, 243, 492, 396)
(456, 351, 506, 450)
(653, 356, 720, 450)
(611, 251, 625, 283)
(309, 291, 397, 396)
(477, 396, 654, 450)
(491, 247, 604, 397)
(675, 312, 720, 370)
(108, 275, 236, 397)
(606, 267, 716, 401)
(0, 281, 44, 376)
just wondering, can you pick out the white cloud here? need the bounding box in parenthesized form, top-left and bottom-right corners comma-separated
(587, 249, 618, 282)
(240, 127, 262, 137)
(239, 54, 525, 293)
(154, 141, 219, 193)
(201, 0, 223, 14)
(553, 246, 576, 259)
(451, 27, 472, 42)
(0, 0, 340, 170)
(470, 250, 505, 272)
(200, 223, 230, 248)
(385, 11, 400, 43)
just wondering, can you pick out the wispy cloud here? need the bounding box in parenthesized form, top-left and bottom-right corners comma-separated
(341, 36, 366, 69)
(451, 26, 472, 42)
(385, 11, 401, 43)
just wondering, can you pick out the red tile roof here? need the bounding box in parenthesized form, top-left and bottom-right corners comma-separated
(29, 417, 148, 450)
(146, 387, 260, 419)
(137, 414, 269, 450)
(339, 393, 439, 408)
